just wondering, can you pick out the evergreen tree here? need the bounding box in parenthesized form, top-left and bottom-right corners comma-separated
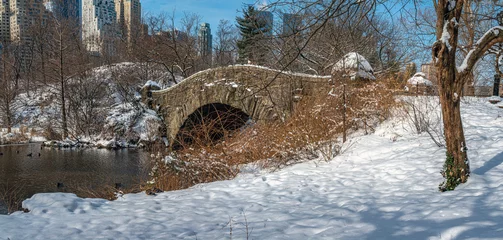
(236, 5, 271, 64)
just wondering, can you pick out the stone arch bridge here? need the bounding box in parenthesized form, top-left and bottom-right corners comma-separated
(143, 65, 332, 145)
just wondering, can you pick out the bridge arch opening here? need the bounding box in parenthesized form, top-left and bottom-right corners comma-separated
(174, 103, 250, 149)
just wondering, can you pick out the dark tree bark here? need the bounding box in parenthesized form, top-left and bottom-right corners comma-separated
(433, 0, 503, 191)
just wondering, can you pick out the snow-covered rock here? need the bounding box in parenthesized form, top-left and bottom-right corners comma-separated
(102, 103, 162, 146)
(332, 52, 375, 80)
(142, 80, 161, 90)
(407, 72, 433, 86)
(488, 96, 501, 104)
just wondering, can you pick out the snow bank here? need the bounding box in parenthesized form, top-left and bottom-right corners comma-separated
(1, 97, 502, 239)
(332, 52, 375, 80)
(407, 72, 433, 86)
(0, 128, 46, 145)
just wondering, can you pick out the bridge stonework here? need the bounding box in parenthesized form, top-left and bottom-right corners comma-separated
(146, 65, 331, 144)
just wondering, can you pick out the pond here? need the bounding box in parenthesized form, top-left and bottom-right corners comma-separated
(0, 144, 151, 214)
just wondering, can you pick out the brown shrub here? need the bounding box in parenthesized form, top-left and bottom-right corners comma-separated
(43, 124, 62, 140)
(0, 183, 25, 214)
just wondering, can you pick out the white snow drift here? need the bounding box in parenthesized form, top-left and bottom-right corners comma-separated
(0, 97, 502, 239)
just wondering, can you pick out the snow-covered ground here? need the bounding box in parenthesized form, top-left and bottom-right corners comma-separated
(1, 97, 503, 239)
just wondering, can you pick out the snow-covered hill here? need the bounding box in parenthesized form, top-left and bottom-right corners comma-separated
(0, 97, 502, 239)
(1, 62, 172, 147)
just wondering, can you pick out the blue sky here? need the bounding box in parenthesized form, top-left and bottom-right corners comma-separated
(141, 0, 264, 31)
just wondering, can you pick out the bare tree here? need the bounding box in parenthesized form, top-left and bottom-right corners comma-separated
(33, 10, 87, 139)
(133, 12, 202, 83)
(0, 45, 22, 133)
(214, 19, 238, 67)
(432, 0, 503, 190)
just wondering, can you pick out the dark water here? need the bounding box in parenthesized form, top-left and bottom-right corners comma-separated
(0, 144, 150, 214)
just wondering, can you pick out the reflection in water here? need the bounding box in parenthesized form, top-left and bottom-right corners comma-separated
(0, 144, 150, 214)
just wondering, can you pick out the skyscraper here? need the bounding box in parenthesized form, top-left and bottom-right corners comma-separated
(256, 10, 273, 36)
(115, 0, 141, 44)
(81, 0, 117, 54)
(45, 0, 79, 20)
(198, 22, 212, 58)
(8, 0, 49, 69)
(0, 0, 9, 44)
(282, 13, 301, 36)
(9, 0, 49, 43)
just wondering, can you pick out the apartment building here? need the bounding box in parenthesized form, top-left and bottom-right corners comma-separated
(115, 0, 141, 44)
(9, 0, 48, 43)
(0, 0, 9, 44)
(81, 0, 117, 54)
(198, 22, 211, 58)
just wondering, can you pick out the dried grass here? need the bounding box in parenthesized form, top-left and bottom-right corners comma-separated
(0, 183, 25, 214)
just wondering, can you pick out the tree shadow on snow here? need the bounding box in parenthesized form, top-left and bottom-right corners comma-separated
(355, 165, 503, 239)
(472, 151, 503, 175)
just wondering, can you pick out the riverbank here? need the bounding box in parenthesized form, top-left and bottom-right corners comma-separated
(42, 139, 139, 149)
(0, 128, 47, 146)
(0, 128, 133, 149)
(1, 101, 165, 150)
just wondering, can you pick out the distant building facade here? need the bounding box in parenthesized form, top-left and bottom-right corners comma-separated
(8, 0, 50, 68)
(256, 10, 273, 36)
(0, 0, 10, 46)
(9, 0, 48, 43)
(198, 22, 212, 58)
(115, 0, 141, 44)
(282, 13, 301, 36)
(0, 0, 143, 55)
(421, 63, 438, 86)
(44, 0, 79, 20)
(81, 0, 117, 54)
(0, 0, 10, 44)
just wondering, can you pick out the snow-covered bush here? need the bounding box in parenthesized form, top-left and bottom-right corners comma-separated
(407, 72, 433, 86)
(332, 52, 375, 80)
(405, 72, 436, 96)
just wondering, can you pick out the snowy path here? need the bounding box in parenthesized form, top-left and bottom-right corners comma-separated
(1, 98, 503, 239)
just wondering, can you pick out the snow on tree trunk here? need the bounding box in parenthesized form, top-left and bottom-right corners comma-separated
(433, 0, 469, 191)
(434, 0, 503, 191)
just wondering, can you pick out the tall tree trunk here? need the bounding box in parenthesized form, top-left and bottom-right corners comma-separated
(2, 58, 12, 133)
(342, 83, 347, 143)
(60, 33, 68, 139)
(433, 0, 470, 191)
(437, 73, 469, 191)
(496, 51, 502, 76)
(6, 97, 11, 134)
